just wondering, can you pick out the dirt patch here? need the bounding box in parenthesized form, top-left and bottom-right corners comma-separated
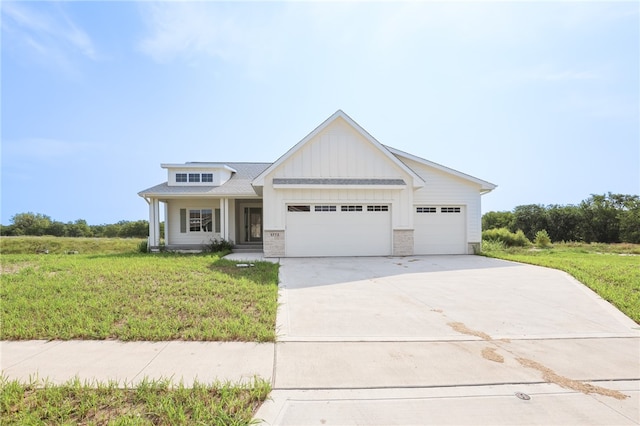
(481, 347, 504, 363)
(0, 262, 35, 275)
(516, 357, 628, 400)
(448, 322, 493, 341)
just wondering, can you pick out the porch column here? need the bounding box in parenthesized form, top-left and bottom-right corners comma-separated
(222, 198, 230, 241)
(148, 198, 160, 248)
(219, 198, 226, 240)
(163, 202, 169, 245)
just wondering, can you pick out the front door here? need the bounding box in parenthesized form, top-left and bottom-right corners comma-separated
(244, 207, 263, 243)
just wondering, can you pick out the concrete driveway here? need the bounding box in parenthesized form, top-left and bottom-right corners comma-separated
(256, 255, 640, 425)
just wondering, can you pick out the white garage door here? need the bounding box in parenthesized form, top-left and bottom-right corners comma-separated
(414, 206, 466, 254)
(286, 204, 391, 257)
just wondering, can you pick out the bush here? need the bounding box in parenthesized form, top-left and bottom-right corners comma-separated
(534, 229, 552, 248)
(481, 239, 506, 253)
(205, 238, 233, 253)
(138, 240, 148, 253)
(482, 228, 531, 247)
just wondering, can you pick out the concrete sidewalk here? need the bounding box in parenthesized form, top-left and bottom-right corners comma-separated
(1, 340, 273, 386)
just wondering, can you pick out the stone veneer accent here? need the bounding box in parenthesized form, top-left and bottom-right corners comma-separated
(468, 242, 481, 255)
(263, 230, 285, 257)
(393, 229, 414, 256)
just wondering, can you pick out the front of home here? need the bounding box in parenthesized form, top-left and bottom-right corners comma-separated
(138, 110, 496, 257)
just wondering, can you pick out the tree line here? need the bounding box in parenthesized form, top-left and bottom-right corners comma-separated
(482, 193, 640, 244)
(0, 212, 161, 239)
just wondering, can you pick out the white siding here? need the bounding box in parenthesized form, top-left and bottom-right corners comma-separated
(400, 157, 483, 243)
(167, 199, 222, 245)
(262, 117, 414, 231)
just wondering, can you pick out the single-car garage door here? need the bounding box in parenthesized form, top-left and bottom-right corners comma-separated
(414, 206, 466, 254)
(286, 204, 391, 257)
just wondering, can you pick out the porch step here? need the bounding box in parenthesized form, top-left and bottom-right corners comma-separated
(232, 244, 263, 253)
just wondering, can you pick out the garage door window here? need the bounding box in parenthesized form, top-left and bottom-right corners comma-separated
(367, 205, 389, 212)
(341, 205, 363, 212)
(288, 205, 310, 212)
(441, 207, 461, 213)
(315, 205, 336, 212)
(416, 207, 437, 213)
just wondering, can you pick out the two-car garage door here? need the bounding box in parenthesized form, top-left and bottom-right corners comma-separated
(286, 204, 391, 257)
(284, 203, 466, 256)
(414, 206, 466, 254)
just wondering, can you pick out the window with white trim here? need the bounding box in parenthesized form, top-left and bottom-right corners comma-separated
(189, 209, 212, 232)
(441, 207, 461, 213)
(341, 205, 363, 212)
(188, 173, 200, 183)
(202, 173, 213, 183)
(315, 205, 336, 212)
(416, 207, 437, 213)
(176, 173, 187, 183)
(367, 205, 389, 212)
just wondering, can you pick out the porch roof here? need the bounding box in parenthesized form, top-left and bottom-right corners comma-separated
(138, 162, 271, 198)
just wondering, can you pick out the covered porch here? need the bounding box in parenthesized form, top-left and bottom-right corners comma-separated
(143, 197, 264, 252)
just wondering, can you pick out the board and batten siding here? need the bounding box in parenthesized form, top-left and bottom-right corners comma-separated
(261, 117, 415, 231)
(400, 157, 483, 243)
(166, 199, 222, 245)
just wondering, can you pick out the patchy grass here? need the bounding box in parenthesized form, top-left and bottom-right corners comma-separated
(482, 242, 640, 324)
(0, 236, 145, 255)
(0, 376, 270, 425)
(0, 253, 279, 342)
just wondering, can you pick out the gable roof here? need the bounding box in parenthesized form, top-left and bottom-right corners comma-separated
(251, 110, 425, 188)
(386, 146, 497, 193)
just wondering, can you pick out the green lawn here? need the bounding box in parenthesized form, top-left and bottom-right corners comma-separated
(0, 376, 270, 425)
(0, 236, 146, 255)
(0, 253, 279, 342)
(482, 243, 640, 324)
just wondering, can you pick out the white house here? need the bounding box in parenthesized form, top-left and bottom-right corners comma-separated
(138, 110, 496, 257)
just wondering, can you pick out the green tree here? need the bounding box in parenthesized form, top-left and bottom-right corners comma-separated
(511, 204, 549, 241)
(579, 194, 620, 243)
(546, 205, 582, 242)
(66, 219, 92, 237)
(482, 211, 514, 231)
(10, 212, 52, 236)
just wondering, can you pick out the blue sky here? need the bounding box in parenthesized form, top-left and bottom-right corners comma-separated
(2, 1, 638, 225)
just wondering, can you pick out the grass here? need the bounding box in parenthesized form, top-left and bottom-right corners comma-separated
(482, 242, 640, 324)
(0, 376, 271, 425)
(0, 236, 146, 255)
(1, 253, 279, 342)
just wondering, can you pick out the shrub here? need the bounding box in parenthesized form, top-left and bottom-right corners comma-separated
(534, 229, 552, 248)
(482, 227, 531, 247)
(137, 240, 148, 253)
(205, 238, 233, 253)
(482, 239, 506, 253)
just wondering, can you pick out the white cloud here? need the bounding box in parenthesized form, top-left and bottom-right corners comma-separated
(1, 2, 99, 72)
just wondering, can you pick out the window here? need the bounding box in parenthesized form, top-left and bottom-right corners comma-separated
(441, 207, 461, 213)
(188, 173, 200, 183)
(417, 207, 437, 213)
(341, 205, 363, 212)
(189, 209, 212, 232)
(288, 205, 310, 212)
(367, 205, 389, 212)
(176, 173, 187, 183)
(315, 205, 336, 212)
(202, 173, 213, 183)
